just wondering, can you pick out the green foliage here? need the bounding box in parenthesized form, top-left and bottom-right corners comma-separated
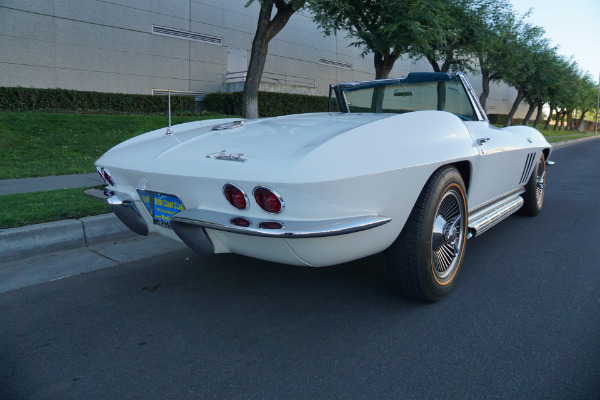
(487, 114, 523, 125)
(0, 87, 197, 114)
(309, 0, 449, 78)
(206, 91, 335, 117)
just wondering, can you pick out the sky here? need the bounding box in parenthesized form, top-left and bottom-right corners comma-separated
(510, 0, 600, 82)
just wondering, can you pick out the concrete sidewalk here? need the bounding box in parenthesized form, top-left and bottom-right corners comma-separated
(0, 172, 102, 195)
(0, 175, 186, 293)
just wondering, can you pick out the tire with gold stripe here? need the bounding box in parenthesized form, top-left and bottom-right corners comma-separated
(386, 166, 468, 303)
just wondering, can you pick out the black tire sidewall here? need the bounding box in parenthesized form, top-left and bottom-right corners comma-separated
(417, 169, 468, 300)
(386, 166, 468, 302)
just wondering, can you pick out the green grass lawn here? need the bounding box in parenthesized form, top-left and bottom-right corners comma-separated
(546, 134, 590, 142)
(0, 112, 232, 179)
(0, 187, 111, 229)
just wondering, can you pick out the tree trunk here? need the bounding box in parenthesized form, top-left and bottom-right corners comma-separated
(558, 111, 566, 131)
(566, 109, 574, 131)
(437, 81, 446, 111)
(544, 105, 554, 130)
(533, 100, 544, 129)
(243, 1, 300, 119)
(576, 110, 588, 131)
(371, 51, 398, 112)
(553, 110, 562, 131)
(427, 55, 441, 72)
(440, 52, 453, 72)
(479, 66, 490, 111)
(505, 90, 524, 127)
(522, 100, 536, 126)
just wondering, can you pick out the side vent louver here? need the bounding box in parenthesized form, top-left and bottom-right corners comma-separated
(152, 25, 222, 45)
(318, 58, 352, 69)
(519, 152, 536, 185)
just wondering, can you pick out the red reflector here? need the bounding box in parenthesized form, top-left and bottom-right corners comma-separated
(223, 184, 248, 210)
(258, 221, 283, 230)
(230, 217, 251, 227)
(253, 187, 284, 214)
(102, 169, 115, 186)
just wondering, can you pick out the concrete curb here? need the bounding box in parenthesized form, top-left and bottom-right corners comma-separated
(0, 214, 133, 262)
(551, 134, 600, 148)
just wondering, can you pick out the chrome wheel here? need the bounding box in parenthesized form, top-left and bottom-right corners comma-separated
(431, 190, 465, 282)
(519, 153, 546, 217)
(535, 160, 546, 206)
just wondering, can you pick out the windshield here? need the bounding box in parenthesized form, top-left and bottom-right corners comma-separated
(339, 77, 477, 121)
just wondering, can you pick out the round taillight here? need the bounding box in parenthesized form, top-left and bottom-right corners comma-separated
(223, 183, 248, 210)
(102, 168, 115, 186)
(253, 186, 284, 214)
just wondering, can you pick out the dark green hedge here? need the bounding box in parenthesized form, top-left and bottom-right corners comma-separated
(0, 87, 196, 114)
(487, 113, 524, 125)
(205, 91, 338, 117)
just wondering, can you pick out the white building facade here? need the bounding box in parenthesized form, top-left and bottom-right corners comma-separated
(0, 0, 521, 115)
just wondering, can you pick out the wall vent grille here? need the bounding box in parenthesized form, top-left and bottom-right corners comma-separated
(318, 58, 352, 69)
(152, 25, 222, 45)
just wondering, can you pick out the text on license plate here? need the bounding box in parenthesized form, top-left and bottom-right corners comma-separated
(137, 191, 185, 228)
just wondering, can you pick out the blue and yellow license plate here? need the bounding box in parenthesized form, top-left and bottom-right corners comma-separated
(138, 191, 185, 228)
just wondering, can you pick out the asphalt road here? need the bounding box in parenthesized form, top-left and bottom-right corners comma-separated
(1, 140, 599, 400)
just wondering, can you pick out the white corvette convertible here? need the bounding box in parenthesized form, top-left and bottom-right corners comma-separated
(90, 72, 552, 302)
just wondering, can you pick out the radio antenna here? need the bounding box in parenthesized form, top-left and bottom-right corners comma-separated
(166, 89, 173, 135)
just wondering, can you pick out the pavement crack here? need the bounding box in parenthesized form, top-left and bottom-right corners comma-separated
(81, 219, 89, 247)
(89, 249, 121, 263)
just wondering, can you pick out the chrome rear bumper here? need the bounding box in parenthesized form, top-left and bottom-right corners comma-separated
(170, 209, 391, 258)
(170, 209, 391, 239)
(85, 188, 392, 258)
(84, 188, 148, 236)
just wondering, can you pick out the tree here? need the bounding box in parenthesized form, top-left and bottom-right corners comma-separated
(519, 48, 562, 126)
(540, 57, 573, 130)
(571, 74, 597, 131)
(469, 2, 528, 110)
(243, 0, 306, 119)
(309, 0, 448, 112)
(309, 0, 448, 81)
(499, 23, 547, 126)
(407, 0, 512, 110)
(413, 0, 486, 73)
(549, 61, 582, 131)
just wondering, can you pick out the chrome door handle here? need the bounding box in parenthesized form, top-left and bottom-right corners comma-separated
(476, 138, 490, 145)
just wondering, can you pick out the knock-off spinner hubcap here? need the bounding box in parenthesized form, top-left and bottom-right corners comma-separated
(536, 160, 546, 205)
(431, 190, 464, 281)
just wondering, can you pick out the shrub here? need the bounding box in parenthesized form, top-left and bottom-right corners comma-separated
(205, 91, 338, 117)
(487, 113, 525, 125)
(0, 87, 197, 114)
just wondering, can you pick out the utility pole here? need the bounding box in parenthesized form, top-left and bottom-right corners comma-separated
(596, 71, 599, 134)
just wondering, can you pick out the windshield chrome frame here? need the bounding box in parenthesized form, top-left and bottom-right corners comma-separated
(456, 72, 488, 122)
